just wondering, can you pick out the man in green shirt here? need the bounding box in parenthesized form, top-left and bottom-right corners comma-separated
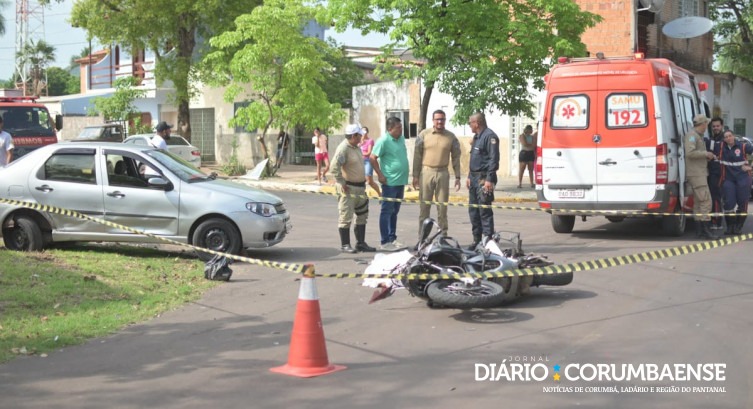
(370, 117, 410, 251)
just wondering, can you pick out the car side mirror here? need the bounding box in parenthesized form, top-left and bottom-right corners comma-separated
(55, 114, 63, 131)
(147, 177, 173, 191)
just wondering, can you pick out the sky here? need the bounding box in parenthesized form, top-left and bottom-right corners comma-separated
(0, 0, 389, 82)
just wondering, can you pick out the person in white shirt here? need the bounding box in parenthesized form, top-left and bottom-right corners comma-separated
(151, 121, 172, 150)
(0, 116, 15, 167)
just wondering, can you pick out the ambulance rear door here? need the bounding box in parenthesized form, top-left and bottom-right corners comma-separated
(594, 88, 657, 203)
(542, 92, 598, 203)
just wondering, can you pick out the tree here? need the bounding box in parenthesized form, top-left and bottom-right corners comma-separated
(90, 77, 147, 132)
(61, 0, 263, 142)
(0, 0, 8, 36)
(68, 46, 92, 71)
(45, 66, 79, 96)
(16, 39, 56, 96)
(324, 0, 600, 127)
(203, 0, 345, 172)
(316, 39, 368, 107)
(710, 0, 753, 81)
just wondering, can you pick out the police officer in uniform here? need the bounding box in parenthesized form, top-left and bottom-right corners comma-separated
(466, 112, 500, 249)
(331, 124, 377, 253)
(719, 130, 753, 235)
(412, 110, 462, 236)
(684, 114, 717, 239)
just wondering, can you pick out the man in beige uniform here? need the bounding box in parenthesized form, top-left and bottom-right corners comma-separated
(684, 114, 717, 239)
(331, 124, 377, 253)
(412, 109, 462, 235)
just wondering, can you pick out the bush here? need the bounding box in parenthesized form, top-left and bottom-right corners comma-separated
(220, 137, 246, 176)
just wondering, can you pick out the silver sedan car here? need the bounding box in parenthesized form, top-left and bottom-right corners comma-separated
(0, 142, 290, 260)
(123, 134, 202, 167)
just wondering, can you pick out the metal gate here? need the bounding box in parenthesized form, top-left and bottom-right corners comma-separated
(189, 108, 216, 163)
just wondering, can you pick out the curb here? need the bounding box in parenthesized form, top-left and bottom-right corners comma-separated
(232, 178, 538, 204)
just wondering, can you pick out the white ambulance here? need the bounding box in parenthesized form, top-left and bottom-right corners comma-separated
(535, 53, 710, 235)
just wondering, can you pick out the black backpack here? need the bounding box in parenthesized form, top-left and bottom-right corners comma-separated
(204, 255, 233, 281)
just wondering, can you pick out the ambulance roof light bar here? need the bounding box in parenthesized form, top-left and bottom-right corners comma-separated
(0, 96, 39, 103)
(564, 52, 648, 64)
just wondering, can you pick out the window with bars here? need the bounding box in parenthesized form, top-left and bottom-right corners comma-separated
(680, 0, 700, 17)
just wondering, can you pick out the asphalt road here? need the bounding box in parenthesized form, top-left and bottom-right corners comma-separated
(1, 190, 751, 408)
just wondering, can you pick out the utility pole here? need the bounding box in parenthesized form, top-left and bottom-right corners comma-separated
(15, 0, 46, 95)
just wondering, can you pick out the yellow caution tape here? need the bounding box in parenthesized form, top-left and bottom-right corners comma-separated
(250, 184, 749, 218)
(0, 197, 307, 274)
(3, 196, 750, 282)
(315, 232, 753, 279)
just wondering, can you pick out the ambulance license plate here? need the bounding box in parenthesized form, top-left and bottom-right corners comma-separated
(558, 189, 584, 199)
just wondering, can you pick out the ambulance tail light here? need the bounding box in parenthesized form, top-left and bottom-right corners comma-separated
(535, 146, 543, 185)
(698, 82, 709, 91)
(656, 143, 668, 184)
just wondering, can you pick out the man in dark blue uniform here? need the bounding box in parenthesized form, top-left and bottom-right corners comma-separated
(706, 117, 725, 231)
(466, 112, 500, 249)
(720, 130, 753, 235)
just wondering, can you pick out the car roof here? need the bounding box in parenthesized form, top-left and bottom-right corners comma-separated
(126, 134, 190, 142)
(56, 141, 156, 151)
(83, 124, 122, 129)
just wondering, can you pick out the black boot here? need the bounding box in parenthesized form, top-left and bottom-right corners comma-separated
(725, 214, 736, 235)
(703, 221, 718, 239)
(734, 213, 747, 235)
(354, 224, 376, 252)
(466, 235, 482, 251)
(696, 221, 713, 239)
(339, 227, 356, 253)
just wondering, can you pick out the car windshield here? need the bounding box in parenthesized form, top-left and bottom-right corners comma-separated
(0, 106, 55, 137)
(166, 137, 189, 146)
(78, 128, 102, 139)
(145, 149, 209, 182)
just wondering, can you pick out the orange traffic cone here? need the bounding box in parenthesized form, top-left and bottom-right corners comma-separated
(270, 265, 346, 378)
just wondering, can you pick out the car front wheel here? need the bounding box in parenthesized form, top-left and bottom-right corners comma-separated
(3, 216, 44, 252)
(192, 218, 242, 261)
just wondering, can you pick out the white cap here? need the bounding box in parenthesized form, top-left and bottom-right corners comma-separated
(345, 124, 367, 136)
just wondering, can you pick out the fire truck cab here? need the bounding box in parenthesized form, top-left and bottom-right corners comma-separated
(0, 90, 62, 159)
(536, 54, 710, 236)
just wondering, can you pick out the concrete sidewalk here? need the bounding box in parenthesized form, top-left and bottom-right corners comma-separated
(206, 164, 538, 203)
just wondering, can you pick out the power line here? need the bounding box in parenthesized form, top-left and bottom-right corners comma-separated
(0, 41, 90, 50)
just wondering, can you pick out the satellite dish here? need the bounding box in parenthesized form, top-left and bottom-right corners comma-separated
(638, 0, 665, 13)
(662, 16, 714, 39)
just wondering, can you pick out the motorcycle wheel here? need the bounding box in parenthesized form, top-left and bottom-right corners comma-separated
(531, 272, 574, 286)
(425, 280, 506, 309)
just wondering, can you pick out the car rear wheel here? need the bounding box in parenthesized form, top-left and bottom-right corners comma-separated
(661, 208, 686, 237)
(3, 216, 44, 252)
(192, 218, 242, 262)
(551, 214, 575, 233)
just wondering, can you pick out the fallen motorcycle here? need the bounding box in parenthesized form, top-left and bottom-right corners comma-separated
(363, 218, 573, 309)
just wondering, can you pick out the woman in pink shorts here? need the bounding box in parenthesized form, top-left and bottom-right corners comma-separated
(313, 127, 329, 184)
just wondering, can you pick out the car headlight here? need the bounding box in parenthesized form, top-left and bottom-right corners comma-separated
(246, 202, 277, 216)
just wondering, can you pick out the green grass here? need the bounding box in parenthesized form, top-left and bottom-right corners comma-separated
(0, 244, 219, 363)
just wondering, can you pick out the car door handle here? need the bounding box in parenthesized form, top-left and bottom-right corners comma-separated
(598, 159, 617, 166)
(107, 191, 125, 198)
(35, 185, 53, 193)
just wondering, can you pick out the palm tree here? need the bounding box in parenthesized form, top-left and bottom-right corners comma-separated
(0, 0, 8, 36)
(68, 46, 92, 71)
(17, 40, 56, 96)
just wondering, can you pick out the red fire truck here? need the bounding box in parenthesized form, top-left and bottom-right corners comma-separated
(0, 89, 62, 159)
